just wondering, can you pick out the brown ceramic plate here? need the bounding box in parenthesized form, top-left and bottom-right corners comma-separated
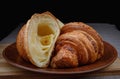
(2, 41, 118, 74)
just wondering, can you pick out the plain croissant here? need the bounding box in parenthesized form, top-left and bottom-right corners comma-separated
(51, 22, 104, 68)
(16, 11, 64, 67)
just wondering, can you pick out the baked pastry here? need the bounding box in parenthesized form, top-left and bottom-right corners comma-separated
(51, 22, 104, 68)
(16, 11, 64, 67)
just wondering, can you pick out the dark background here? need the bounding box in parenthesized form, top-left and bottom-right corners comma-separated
(0, 0, 120, 41)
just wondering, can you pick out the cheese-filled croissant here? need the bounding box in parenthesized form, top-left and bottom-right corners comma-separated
(16, 11, 64, 67)
(51, 22, 104, 68)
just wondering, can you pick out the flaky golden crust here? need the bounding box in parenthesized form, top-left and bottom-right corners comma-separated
(61, 22, 104, 59)
(51, 44, 78, 68)
(51, 22, 104, 68)
(16, 24, 29, 61)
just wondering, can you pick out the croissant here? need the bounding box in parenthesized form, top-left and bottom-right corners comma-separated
(51, 22, 104, 68)
(16, 11, 64, 67)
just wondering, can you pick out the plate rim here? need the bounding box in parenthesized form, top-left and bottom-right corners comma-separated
(2, 41, 118, 74)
